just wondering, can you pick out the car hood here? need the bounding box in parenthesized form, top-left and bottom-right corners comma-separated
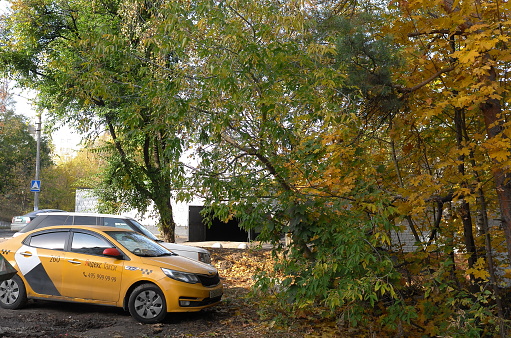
(137, 254, 217, 275)
(159, 242, 208, 254)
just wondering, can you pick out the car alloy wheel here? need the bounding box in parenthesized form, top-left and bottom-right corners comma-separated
(0, 275, 27, 309)
(128, 283, 167, 323)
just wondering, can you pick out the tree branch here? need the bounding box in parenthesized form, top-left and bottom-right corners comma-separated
(394, 66, 455, 93)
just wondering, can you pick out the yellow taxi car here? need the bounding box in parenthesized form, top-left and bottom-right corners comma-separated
(0, 225, 223, 323)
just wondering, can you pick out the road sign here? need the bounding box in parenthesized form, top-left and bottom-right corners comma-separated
(30, 180, 41, 192)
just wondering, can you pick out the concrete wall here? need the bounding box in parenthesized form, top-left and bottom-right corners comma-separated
(390, 227, 421, 252)
(75, 189, 99, 213)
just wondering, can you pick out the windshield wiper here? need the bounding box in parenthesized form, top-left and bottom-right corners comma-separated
(155, 252, 177, 257)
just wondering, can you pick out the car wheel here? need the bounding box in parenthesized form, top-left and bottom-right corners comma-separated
(0, 275, 28, 310)
(128, 283, 167, 323)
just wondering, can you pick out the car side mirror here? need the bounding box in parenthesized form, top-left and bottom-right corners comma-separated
(103, 248, 122, 258)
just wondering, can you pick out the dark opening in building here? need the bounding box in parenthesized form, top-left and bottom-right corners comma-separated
(188, 206, 254, 242)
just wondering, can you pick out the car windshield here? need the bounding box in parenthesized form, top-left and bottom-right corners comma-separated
(129, 219, 160, 241)
(106, 231, 175, 257)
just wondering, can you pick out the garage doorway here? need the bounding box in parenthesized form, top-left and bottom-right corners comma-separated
(188, 206, 253, 242)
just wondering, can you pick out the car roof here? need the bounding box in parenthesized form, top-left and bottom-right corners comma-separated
(24, 209, 65, 217)
(34, 224, 135, 233)
(35, 212, 135, 220)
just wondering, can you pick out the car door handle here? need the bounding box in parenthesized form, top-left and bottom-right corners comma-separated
(20, 252, 32, 257)
(68, 260, 81, 264)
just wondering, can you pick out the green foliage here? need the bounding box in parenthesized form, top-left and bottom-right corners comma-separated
(39, 147, 105, 212)
(0, 0, 194, 240)
(0, 98, 53, 220)
(251, 198, 406, 327)
(329, 9, 403, 115)
(178, 1, 409, 330)
(413, 264, 505, 337)
(0, 111, 37, 193)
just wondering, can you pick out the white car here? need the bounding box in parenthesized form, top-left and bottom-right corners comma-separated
(13, 212, 211, 264)
(10, 209, 64, 231)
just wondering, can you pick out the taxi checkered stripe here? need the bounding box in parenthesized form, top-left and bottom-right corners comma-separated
(140, 268, 153, 275)
(0, 249, 10, 255)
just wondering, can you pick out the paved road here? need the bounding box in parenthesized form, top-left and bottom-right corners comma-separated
(0, 227, 15, 242)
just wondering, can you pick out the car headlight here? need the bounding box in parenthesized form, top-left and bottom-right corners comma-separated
(161, 268, 199, 284)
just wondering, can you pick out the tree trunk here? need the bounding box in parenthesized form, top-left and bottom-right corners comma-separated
(454, 107, 477, 271)
(460, 200, 478, 285)
(150, 169, 175, 242)
(475, 189, 506, 337)
(480, 63, 511, 264)
(153, 194, 176, 243)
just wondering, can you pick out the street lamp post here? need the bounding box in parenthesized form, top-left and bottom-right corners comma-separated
(34, 113, 41, 211)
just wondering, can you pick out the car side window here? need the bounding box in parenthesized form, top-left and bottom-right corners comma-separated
(71, 232, 113, 256)
(28, 231, 68, 250)
(104, 218, 132, 230)
(73, 216, 98, 225)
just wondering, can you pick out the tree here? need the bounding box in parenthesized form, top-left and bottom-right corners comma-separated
(40, 147, 105, 212)
(177, 0, 407, 327)
(0, 80, 53, 220)
(378, 0, 511, 334)
(0, 0, 192, 241)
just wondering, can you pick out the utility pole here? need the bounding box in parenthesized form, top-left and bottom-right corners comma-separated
(34, 113, 41, 211)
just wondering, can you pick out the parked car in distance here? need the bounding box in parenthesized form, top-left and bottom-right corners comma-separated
(13, 212, 212, 264)
(10, 209, 65, 231)
(0, 225, 223, 323)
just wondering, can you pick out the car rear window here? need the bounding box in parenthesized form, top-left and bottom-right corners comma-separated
(37, 215, 73, 227)
(103, 217, 132, 230)
(28, 231, 68, 250)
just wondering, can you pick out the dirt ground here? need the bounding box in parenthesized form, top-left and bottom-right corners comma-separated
(0, 247, 308, 338)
